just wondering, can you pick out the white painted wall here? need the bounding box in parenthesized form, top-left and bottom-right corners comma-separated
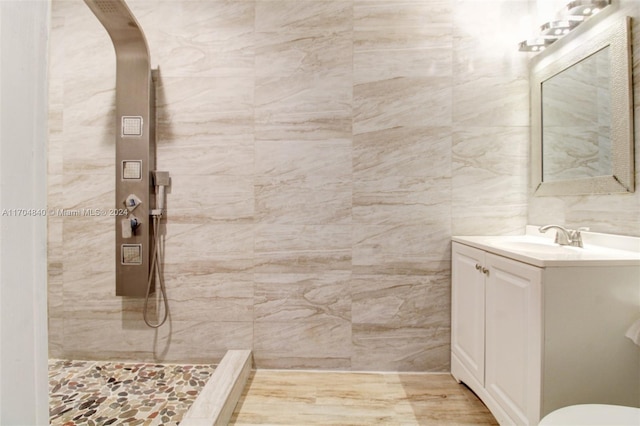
(0, 0, 50, 424)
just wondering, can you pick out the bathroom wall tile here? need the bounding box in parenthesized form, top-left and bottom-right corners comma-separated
(167, 175, 254, 224)
(353, 77, 452, 134)
(352, 225, 451, 275)
(354, 25, 452, 85)
(62, 173, 115, 212)
(255, 175, 352, 225)
(351, 272, 450, 327)
(354, 0, 452, 29)
(255, 110, 352, 142)
(254, 272, 351, 322)
(59, 0, 116, 79)
(255, 29, 351, 83)
(156, 135, 254, 176)
(254, 224, 351, 273)
(563, 196, 640, 237)
(48, 122, 64, 176)
(353, 126, 451, 178)
(452, 0, 529, 81)
(452, 126, 528, 206)
(353, 176, 451, 226)
(133, 0, 255, 78)
(156, 76, 253, 136)
(63, 318, 253, 363)
(62, 78, 115, 130)
(63, 270, 145, 321)
(255, 140, 352, 178)
(162, 223, 254, 273)
(253, 318, 352, 369)
(62, 126, 115, 176)
(62, 216, 113, 274)
(163, 272, 254, 323)
(453, 77, 529, 127)
(48, 317, 64, 359)
(351, 323, 450, 372)
(452, 204, 528, 236)
(255, 0, 352, 34)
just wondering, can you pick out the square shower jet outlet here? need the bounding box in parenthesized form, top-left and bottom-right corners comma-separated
(121, 116, 143, 137)
(121, 244, 142, 265)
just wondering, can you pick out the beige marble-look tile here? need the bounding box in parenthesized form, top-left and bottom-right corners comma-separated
(156, 134, 254, 176)
(351, 273, 450, 327)
(255, 109, 352, 142)
(354, 0, 452, 30)
(255, 31, 351, 99)
(351, 323, 450, 372)
(255, 0, 352, 34)
(353, 175, 451, 226)
(354, 26, 452, 85)
(62, 215, 113, 273)
(62, 318, 253, 364)
(254, 272, 351, 322)
(62, 126, 115, 175)
(156, 75, 253, 129)
(133, 0, 255, 78)
(352, 224, 451, 275)
(354, 77, 452, 134)
(452, 126, 528, 206)
(162, 223, 254, 273)
(61, 172, 115, 213)
(453, 76, 529, 127)
(452, 204, 528, 236)
(167, 174, 254, 224)
(353, 126, 451, 179)
(162, 272, 254, 323)
(255, 175, 352, 225)
(253, 319, 352, 369)
(254, 224, 351, 273)
(255, 139, 352, 178)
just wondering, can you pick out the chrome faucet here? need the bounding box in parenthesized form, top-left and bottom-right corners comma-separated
(538, 225, 589, 248)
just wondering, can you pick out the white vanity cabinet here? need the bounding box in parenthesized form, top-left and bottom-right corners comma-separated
(451, 234, 640, 426)
(452, 242, 542, 425)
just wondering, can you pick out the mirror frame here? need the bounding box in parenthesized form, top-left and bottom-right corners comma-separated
(531, 15, 634, 196)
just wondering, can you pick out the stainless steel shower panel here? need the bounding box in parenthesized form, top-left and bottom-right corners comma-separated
(84, 0, 156, 297)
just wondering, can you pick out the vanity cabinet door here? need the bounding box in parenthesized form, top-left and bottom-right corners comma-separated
(451, 243, 486, 387)
(484, 253, 542, 425)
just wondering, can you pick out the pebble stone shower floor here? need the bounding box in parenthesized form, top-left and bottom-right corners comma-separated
(49, 359, 216, 425)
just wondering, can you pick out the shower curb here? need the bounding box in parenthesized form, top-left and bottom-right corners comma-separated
(181, 349, 253, 426)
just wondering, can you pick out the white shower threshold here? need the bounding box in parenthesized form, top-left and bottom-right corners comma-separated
(180, 349, 253, 426)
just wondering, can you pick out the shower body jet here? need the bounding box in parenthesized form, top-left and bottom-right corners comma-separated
(84, 0, 156, 297)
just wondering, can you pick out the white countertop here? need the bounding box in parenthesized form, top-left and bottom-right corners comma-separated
(453, 226, 640, 267)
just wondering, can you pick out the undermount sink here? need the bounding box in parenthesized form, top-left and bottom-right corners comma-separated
(452, 226, 640, 267)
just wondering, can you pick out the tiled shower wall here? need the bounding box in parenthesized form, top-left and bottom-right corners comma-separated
(48, 0, 531, 371)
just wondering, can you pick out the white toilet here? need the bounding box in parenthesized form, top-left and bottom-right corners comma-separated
(539, 404, 640, 425)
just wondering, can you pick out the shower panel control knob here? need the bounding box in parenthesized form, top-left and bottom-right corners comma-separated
(124, 194, 142, 212)
(130, 217, 140, 235)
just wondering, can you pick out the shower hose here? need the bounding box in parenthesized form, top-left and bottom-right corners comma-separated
(143, 213, 169, 328)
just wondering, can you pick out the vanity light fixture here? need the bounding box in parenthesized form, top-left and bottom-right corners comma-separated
(518, 0, 611, 53)
(566, 0, 610, 17)
(519, 37, 555, 52)
(539, 20, 579, 38)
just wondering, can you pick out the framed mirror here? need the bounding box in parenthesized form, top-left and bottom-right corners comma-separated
(531, 15, 634, 196)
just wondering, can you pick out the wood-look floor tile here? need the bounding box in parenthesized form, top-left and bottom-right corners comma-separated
(229, 370, 498, 425)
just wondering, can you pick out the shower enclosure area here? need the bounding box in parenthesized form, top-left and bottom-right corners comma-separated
(48, 0, 532, 369)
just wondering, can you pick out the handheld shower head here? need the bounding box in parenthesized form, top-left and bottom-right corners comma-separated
(151, 171, 170, 214)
